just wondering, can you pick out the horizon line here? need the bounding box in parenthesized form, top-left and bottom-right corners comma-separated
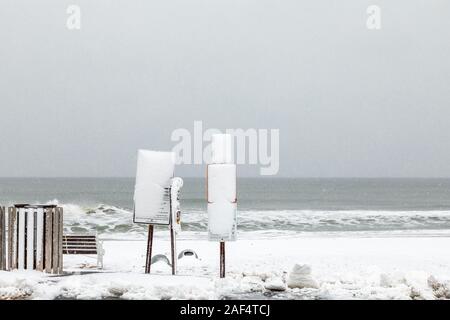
(1, 176, 450, 179)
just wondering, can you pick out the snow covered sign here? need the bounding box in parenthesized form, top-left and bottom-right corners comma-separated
(207, 134, 237, 241)
(207, 134, 237, 278)
(133, 150, 175, 225)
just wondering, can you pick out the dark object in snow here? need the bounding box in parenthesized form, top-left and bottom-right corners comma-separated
(151, 254, 171, 266)
(178, 249, 199, 260)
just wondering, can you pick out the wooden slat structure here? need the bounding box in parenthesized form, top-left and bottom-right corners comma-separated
(0, 206, 5, 270)
(62, 234, 103, 269)
(0, 205, 63, 274)
(8, 207, 17, 270)
(63, 234, 98, 254)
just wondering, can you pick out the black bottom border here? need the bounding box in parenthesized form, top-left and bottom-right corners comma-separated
(1, 299, 450, 319)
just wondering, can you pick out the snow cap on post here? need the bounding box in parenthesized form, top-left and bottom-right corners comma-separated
(211, 134, 233, 164)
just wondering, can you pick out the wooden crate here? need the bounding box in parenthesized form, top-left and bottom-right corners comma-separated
(0, 205, 63, 274)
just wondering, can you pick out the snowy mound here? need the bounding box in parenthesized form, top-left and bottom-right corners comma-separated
(287, 264, 319, 289)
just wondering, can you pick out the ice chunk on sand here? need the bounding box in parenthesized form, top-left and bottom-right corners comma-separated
(265, 277, 286, 291)
(287, 264, 319, 289)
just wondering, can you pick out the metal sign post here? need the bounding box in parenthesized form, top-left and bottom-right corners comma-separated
(207, 134, 237, 279)
(145, 225, 154, 274)
(140, 179, 183, 276)
(143, 196, 179, 275)
(142, 190, 177, 275)
(169, 213, 177, 275)
(220, 241, 225, 278)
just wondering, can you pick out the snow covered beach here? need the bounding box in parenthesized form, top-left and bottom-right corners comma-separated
(2, 232, 450, 300)
(2, 178, 450, 300)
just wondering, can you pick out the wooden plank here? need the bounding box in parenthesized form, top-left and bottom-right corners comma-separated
(63, 237, 96, 241)
(63, 247, 97, 250)
(64, 241, 96, 244)
(52, 208, 59, 274)
(0, 207, 5, 270)
(26, 210, 35, 270)
(36, 208, 44, 271)
(63, 235, 96, 238)
(58, 207, 63, 274)
(44, 208, 53, 273)
(63, 250, 98, 254)
(63, 244, 97, 248)
(63, 246, 97, 249)
(2, 207, 6, 270)
(8, 207, 17, 270)
(63, 236, 96, 239)
(17, 209, 25, 270)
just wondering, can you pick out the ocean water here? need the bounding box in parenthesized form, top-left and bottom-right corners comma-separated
(1, 178, 450, 239)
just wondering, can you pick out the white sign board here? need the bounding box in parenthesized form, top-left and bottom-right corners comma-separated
(207, 134, 237, 242)
(133, 150, 175, 225)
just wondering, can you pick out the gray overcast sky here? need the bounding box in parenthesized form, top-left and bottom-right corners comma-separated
(1, 1, 450, 177)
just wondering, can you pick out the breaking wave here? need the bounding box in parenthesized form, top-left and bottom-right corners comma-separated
(50, 200, 450, 239)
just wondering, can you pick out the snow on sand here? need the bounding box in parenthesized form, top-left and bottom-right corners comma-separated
(2, 235, 450, 300)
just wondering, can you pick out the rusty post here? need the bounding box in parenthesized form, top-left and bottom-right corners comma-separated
(170, 223, 176, 275)
(145, 225, 154, 274)
(220, 241, 225, 278)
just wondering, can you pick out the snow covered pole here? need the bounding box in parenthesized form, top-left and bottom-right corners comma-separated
(207, 134, 237, 278)
(169, 177, 183, 275)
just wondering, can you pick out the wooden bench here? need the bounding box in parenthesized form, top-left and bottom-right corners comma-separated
(62, 234, 104, 269)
